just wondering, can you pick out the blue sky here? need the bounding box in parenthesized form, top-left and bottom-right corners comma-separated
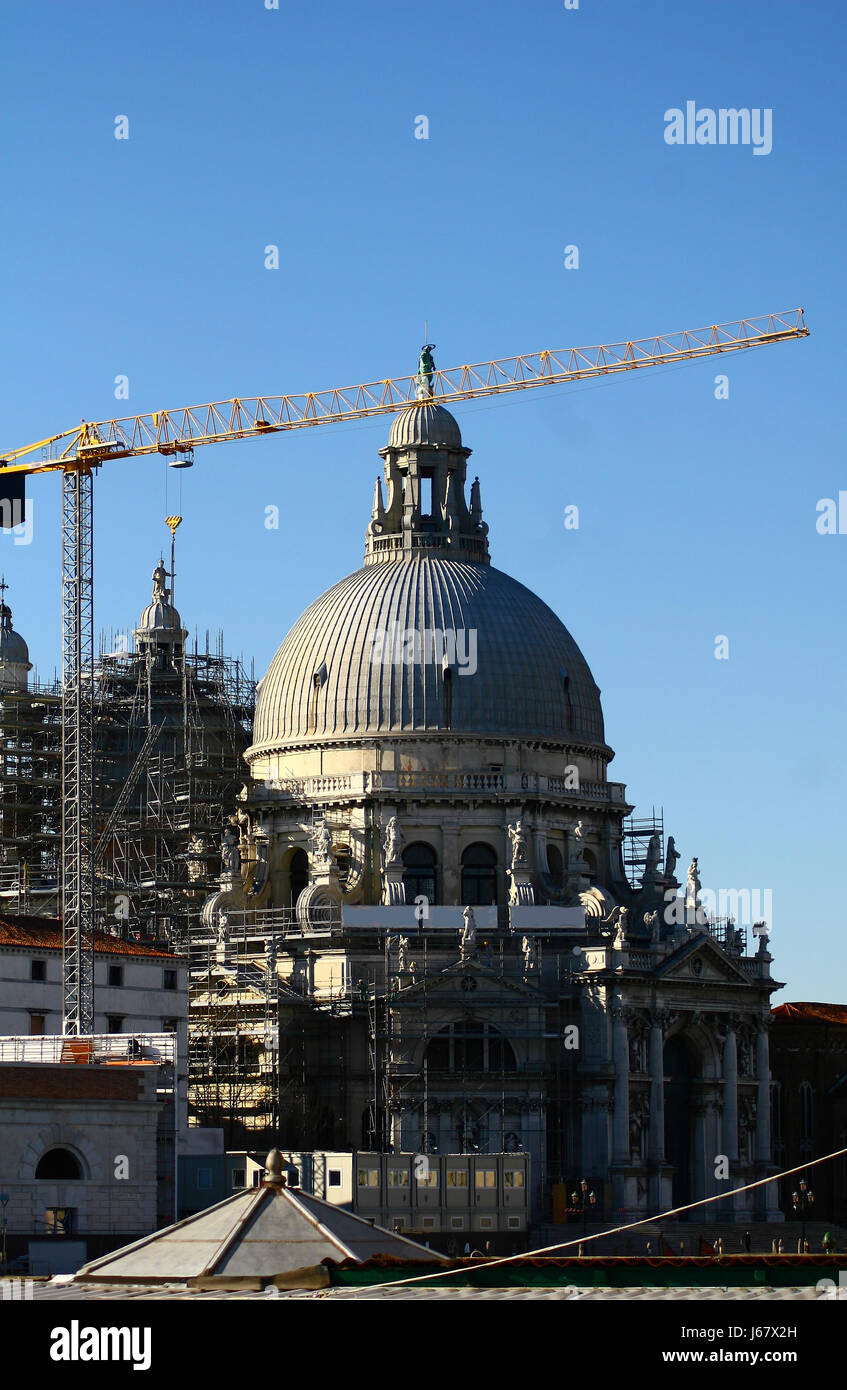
(0, 0, 844, 1000)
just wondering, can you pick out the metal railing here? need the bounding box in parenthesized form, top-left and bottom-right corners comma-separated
(0, 1032, 176, 1065)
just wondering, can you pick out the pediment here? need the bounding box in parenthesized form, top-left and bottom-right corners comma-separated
(397, 957, 539, 1002)
(656, 934, 753, 986)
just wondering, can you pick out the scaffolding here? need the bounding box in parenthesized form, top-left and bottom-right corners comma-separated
(364, 927, 582, 1212)
(95, 633, 255, 949)
(0, 679, 63, 913)
(622, 807, 664, 889)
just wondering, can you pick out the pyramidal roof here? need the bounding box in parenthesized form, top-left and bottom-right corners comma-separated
(75, 1152, 442, 1287)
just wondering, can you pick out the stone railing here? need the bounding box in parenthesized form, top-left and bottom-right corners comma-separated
(254, 771, 628, 804)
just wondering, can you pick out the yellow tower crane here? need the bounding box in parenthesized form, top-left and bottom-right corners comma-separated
(0, 308, 809, 1033)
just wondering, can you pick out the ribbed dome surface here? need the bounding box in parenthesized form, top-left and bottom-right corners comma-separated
(136, 600, 184, 633)
(248, 557, 604, 752)
(387, 402, 463, 451)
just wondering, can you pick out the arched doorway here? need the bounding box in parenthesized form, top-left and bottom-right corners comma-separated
(663, 1035, 696, 1213)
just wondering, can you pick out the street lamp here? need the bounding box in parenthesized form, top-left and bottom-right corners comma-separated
(571, 1178, 597, 1239)
(791, 1177, 815, 1251)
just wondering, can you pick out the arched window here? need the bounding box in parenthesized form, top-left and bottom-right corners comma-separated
(402, 842, 437, 904)
(546, 844, 563, 886)
(461, 842, 497, 905)
(35, 1148, 83, 1180)
(289, 848, 309, 907)
(425, 1021, 516, 1073)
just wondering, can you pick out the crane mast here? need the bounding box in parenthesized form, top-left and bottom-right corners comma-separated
(0, 309, 809, 1034)
(61, 468, 95, 1033)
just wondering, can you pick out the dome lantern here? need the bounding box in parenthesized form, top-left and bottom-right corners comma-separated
(366, 398, 488, 566)
(133, 558, 188, 666)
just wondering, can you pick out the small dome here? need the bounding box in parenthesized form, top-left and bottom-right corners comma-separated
(135, 560, 185, 642)
(387, 403, 463, 451)
(0, 603, 29, 665)
(136, 599, 183, 634)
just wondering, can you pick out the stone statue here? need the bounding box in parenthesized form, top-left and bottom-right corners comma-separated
(643, 909, 660, 942)
(309, 818, 333, 864)
(383, 815, 405, 867)
(418, 343, 436, 397)
(664, 835, 680, 880)
(521, 935, 537, 978)
(613, 905, 629, 947)
(216, 909, 229, 946)
(643, 832, 661, 882)
(460, 906, 477, 962)
(685, 857, 701, 911)
(151, 560, 169, 604)
(570, 820, 586, 866)
(221, 822, 241, 876)
(507, 819, 528, 870)
(397, 936, 411, 973)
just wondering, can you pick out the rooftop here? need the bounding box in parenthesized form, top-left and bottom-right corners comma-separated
(0, 913, 181, 959)
(771, 1002, 847, 1026)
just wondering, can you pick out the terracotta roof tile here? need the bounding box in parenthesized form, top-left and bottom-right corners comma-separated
(0, 913, 181, 959)
(771, 1001, 847, 1026)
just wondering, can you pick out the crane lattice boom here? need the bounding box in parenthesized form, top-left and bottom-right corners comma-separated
(1, 309, 808, 474)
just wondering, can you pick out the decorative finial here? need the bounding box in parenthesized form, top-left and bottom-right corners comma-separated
(264, 1148, 285, 1187)
(0, 576, 8, 602)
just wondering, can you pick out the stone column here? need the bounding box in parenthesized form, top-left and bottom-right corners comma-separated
(441, 821, 460, 904)
(722, 1027, 738, 1162)
(755, 1029, 771, 1163)
(647, 1017, 665, 1163)
(612, 1004, 630, 1165)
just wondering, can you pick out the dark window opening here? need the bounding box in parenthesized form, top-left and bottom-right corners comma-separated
(289, 848, 309, 907)
(443, 665, 453, 729)
(36, 1148, 83, 1180)
(402, 841, 437, 904)
(30, 959, 46, 982)
(108, 964, 124, 988)
(461, 842, 498, 905)
(163, 968, 177, 991)
(425, 1021, 516, 1073)
(546, 844, 563, 886)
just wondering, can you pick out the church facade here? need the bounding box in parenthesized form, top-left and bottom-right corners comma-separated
(200, 388, 782, 1227)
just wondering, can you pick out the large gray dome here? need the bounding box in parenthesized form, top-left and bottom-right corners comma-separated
(248, 556, 604, 754)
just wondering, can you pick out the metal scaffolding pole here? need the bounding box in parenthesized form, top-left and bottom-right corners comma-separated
(62, 466, 95, 1034)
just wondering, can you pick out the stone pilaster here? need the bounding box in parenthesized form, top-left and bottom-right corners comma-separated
(647, 1016, 665, 1163)
(612, 1004, 630, 1165)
